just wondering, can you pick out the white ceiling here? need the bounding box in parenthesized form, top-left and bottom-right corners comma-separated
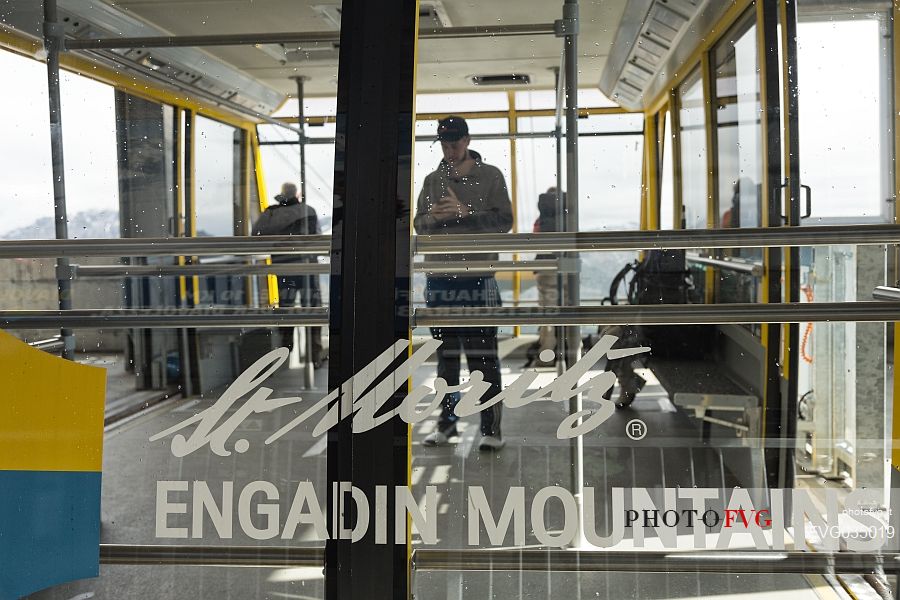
(104, 0, 629, 100)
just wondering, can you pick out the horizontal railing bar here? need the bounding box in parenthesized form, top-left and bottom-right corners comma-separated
(74, 263, 329, 277)
(28, 335, 64, 353)
(74, 260, 555, 277)
(415, 225, 900, 253)
(411, 549, 900, 575)
(260, 130, 643, 146)
(0, 308, 328, 329)
(99, 544, 323, 567)
(0, 235, 330, 258)
(64, 24, 555, 50)
(417, 259, 558, 274)
(5, 224, 898, 260)
(686, 254, 763, 276)
(873, 286, 900, 301)
(413, 302, 900, 327)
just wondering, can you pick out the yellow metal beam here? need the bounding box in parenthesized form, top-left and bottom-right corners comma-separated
(669, 89, 684, 229)
(701, 51, 717, 305)
(251, 127, 280, 307)
(643, 112, 660, 230)
(277, 105, 633, 127)
(0, 26, 255, 130)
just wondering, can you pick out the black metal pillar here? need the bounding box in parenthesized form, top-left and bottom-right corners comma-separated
(781, 0, 801, 493)
(325, 0, 418, 598)
(759, 0, 787, 489)
(42, 0, 74, 360)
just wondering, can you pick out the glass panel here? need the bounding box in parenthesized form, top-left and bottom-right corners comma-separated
(714, 12, 762, 232)
(796, 11, 890, 222)
(0, 1, 336, 597)
(678, 68, 707, 231)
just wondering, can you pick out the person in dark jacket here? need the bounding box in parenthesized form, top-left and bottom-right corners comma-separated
(252, 182, 325, 367)
(414, 115, 513, 451)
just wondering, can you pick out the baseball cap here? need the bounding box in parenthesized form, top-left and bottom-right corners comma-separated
(437, 116, 469, 142)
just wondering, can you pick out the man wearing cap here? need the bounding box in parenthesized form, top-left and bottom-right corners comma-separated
(414, 115, 513, 451)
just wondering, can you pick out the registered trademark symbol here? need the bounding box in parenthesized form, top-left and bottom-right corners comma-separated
(626, 419, 647, 441)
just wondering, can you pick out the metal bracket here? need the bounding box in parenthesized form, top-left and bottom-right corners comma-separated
(55, 262, 76, 281)
(42, 21, 66, 46)
(554, 18, 578, 37)
(557, 256, 580, 274)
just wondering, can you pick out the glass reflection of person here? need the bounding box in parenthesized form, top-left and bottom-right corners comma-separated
(252, 182, 325, 368)
(413, 116, 513, 451)
(524, 187, 563, 368)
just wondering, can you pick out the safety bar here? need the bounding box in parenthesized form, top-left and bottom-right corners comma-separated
(415, 224, 900, 254)
(3, 225, 898, 259)
(413, 302, 900, 327)
(0, 308, 328, 329)
(411, 549, 900, 575)
(873, 286, 900, 301)
(73, 263, 329, 277)
(99, 544, 323, 567)
(686, 254, 763, 276)
(0, 236, 331, 259)
(419, 259, 558, 274)
(64, 24, 557, 50)
(73, 260, 558, 278)
(28, 335, 64, 353)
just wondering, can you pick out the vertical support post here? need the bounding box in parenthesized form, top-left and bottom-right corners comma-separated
(42, 0, 74, 360)
(174, 108, 194, 398)
(294, 76, 314, 389)
(507, 90, 522, 337)
(757, 0, 786, 489)
(326, 0, 418, 598)
(560, 0, 584, 546)
(779, 0, 801, 493)
(553, 65, 565, 378)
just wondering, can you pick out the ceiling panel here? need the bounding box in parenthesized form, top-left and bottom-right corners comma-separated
(105, 0, 628, 101)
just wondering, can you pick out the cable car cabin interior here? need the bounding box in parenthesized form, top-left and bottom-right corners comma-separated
(1, 1, 899, 599)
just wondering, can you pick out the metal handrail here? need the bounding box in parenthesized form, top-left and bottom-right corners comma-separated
(73, 260, 558, 278)
(28, 335, 64, 353)
(0, 236, 331, 259)
(413, 302, 900, 327)
(873, 286, 900, 301)
(415, 224, 900, 254)
(74, 263, 329, 277)
(100, 544, 323, 567)
(686, 253, 763, 276)
(65, 24, 557, 50)
(3, 224, 898, 259)
(0, 308, 328, 329)
(411, 549, 900, 575)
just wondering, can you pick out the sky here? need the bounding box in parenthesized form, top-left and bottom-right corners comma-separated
(0, 15, 889, 240)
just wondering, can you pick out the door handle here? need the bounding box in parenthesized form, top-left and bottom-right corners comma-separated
(800, 184, 812, 219)
(780, 180, 812, 222)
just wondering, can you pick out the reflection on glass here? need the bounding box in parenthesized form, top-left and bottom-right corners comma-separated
(194, 116, 239, 238)
(713, 12, 762, 232)
(678, 68, 707, 230)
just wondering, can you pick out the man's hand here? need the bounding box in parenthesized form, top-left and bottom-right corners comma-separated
(429, 187, 471, 222)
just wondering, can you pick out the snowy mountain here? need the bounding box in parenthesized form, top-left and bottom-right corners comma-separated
(1, 209, 120, 240)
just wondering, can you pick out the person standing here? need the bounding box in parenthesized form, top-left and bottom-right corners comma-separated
(524, 187, 563, 368)
(414, 116, 513, 451)
(252, 182, 326, 368)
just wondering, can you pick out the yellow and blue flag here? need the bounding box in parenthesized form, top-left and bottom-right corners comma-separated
(0, 330, 106, 599)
